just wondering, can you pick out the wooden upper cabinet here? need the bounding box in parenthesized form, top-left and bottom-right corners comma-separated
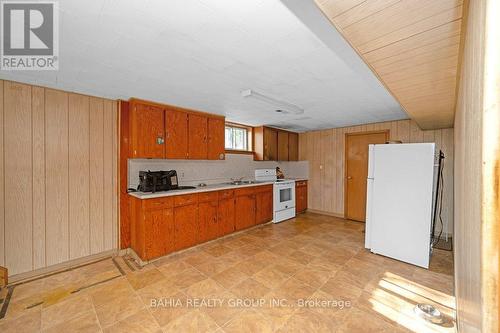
(277, 131, 289, 161)
(165, 109, 189, 159)
(288, 132, 298, 161)
(188, 114, 208, 159)
(254, 126, 298, 161)
(207, 117, 225, 160)
(264, 128, 278, 161)
(130, 102, 165, 158)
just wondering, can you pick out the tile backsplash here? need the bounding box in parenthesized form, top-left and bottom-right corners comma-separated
(128, 153, 309, 189)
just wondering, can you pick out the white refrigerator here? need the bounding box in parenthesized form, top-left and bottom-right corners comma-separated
(365, 143, 436, 268)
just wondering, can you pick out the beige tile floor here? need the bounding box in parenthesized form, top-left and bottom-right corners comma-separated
(0, 212, 455, 333)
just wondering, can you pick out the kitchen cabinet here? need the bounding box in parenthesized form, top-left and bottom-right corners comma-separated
(207, 117, 225, 160)
(255, 186, 273, 224)
(277, 131, 289, 161)
(254, 126, 299, 161)
(288, 132, 299, 161)
(235, 194, 256, 231)
(296, 180, 308, 214)
(165, 108, 189, 159)
(218, 191, 235, 236)
(188, 113, 208, 159)
(130, 102, 165, 158)
(174, 195, 199, 250)
(129, 196, 175, 260)
(198, 200, 218, 243)
(130, 185, 276, 262)
(128, 99, 225, 160)
(144, 208, 174, 259)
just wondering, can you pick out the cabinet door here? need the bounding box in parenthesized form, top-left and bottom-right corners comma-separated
(263, 127, 278, 161)
(218, 198, 235, 236)
(256, 190, 273, 224)
(207, 117, 225, 160)
(288, 132, 298, 161)
(165, 109, 188, 159)
(235, 195, 256, 231)
(131, 103, 165, 158)
(144, 208, 174, 260)
(277, 131, 289, 161)
(296, 185, 308, 213)
(188, 114, 208, 159)
(198, 201, 218, 243)
(174, 204, 198, 250)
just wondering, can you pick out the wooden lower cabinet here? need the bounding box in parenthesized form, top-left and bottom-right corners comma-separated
(256, 187, 273, 224)
(296, 180, 308, 214)
(131, 185, 275, 261)
(130, 196, 175, 261)
(218, 197, 235, 236)
(198, 201, 218, 243)
(144, 208, 174, 260)
(235, 194, 256, 231)
(174, 203, 198, 250)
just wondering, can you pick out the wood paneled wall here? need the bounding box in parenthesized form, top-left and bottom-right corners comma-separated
(299, 119, 454, 235)
(454, 0, 500, 331)
(0, 80, 118, 276)
(315, 0, 465, 129)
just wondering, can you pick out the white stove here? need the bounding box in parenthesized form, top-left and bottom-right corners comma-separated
(255, 169, 296, 223)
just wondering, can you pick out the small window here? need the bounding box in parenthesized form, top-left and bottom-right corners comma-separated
(225, 125, 250, 151)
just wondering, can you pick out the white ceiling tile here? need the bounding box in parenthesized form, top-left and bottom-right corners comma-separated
(4, 0, 406, 131)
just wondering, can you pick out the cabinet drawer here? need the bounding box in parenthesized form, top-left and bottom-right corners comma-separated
(295, 180, 308, 187)
(235, 186, 257, 197)
(198, 191, 219, 203)
(218, 189, 234, 200)
(254, 184, 273, 193)
(174, 193, 199, 207)
(143, 197, 174, 210)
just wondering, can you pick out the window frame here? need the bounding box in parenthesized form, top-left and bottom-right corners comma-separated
(224, 122, 253, 154)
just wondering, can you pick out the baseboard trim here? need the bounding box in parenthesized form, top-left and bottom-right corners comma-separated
(9, 249, 119, 285)
(306, 209, 345, 219)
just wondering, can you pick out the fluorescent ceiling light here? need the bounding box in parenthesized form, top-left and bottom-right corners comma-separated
(241, 89, 304, 115)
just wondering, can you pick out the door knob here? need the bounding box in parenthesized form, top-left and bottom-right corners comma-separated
(347, 176, 352, 180)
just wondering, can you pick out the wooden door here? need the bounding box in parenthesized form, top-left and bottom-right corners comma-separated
(207, 117, 225, 160)
(277, 131, 289, 161)
(165, 109, 188, 159)
(288, 133, 299, 161)
(174, 204, 198, 250)
(131, 103, 165, 158)
(256, 190, 273, 224)
(198, 201, 218, 243)
(235, 195, 256, 230)
(345, 131, 388, 222)
(188, 114, 208, 159)
(218, 198, 235, 236)
(144, 208, 173, 259)
(264, 127, 278, 161)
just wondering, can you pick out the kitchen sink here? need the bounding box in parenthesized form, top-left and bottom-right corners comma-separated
(227, 180, 258, 185)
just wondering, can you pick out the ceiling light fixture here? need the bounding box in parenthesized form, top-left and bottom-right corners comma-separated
(241, 89, 304, 115)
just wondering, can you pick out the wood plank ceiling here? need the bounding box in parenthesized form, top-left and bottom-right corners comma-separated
(314, 0, 465, 129)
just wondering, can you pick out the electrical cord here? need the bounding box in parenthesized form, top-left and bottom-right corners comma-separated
(432, 156, 445, 247)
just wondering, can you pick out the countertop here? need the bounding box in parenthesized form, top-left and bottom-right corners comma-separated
(128, 178, 308, 200)
(128, 181, 274, 199)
